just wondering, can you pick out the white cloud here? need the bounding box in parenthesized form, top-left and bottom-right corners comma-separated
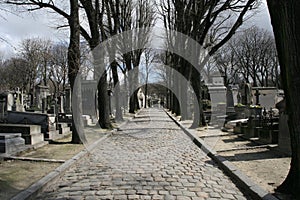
(0, 1, 274, 59)
(0, 6, 69, 58)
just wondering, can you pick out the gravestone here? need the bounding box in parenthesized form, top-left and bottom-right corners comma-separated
(239, 82, 252, 105)
(58, 95, 64, 113)
(226, 86, 234, 108)
(65, 85, 72, 114)
(276, 99, 291, 155)
(35, 85, 50, 112)
(82, 80, 97, 117)
(0, 93, 7, 122)
(208, 77, 227, 112)
(0, 92, 14, 122)
(207, 76, 227, 126)
(14, 88, 25, 112)
(231, 85, 239, 106)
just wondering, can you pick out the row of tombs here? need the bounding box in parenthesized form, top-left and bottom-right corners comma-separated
(0, 79, 292, 157)
(0, 84, 97, 156)
(206, 81, 290, 156)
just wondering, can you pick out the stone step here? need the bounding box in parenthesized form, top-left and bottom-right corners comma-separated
(0, 133, 26, 155)
(44, 130, 60, 140)
(0, 124, 44, 145)
(59, 126, 71, 135)
(0, 124, 41, 134)
(82, 115, 94, 126)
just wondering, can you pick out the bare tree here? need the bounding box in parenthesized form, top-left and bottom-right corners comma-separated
(128, 0, 156, 113)
(19, 38, 43, 95)
(159, 0, 259, 127)
(215, 26, 280, 87)
(49, 43, 69, 96)
(5, 0, 113, 129)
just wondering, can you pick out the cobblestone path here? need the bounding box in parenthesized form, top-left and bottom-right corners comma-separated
(37, 108, 249, 200)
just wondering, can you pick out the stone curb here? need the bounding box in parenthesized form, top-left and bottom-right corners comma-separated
(165, 110, 279, 200)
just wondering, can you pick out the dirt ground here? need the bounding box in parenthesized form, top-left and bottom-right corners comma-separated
(0, 135, 84, 200)
(180, 120, 291, 198)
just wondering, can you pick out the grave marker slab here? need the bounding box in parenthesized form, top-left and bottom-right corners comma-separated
(0, 133, 25, 155)
(0, 124, 44, 145)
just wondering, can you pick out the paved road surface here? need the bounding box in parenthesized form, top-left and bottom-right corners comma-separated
(37, 108, 249, 200)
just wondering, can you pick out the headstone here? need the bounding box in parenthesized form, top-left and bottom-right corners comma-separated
(231, 85, 239, 106)
(207, 77, 227, 126)
(0, 92, 15, 121)
(65, 86, 72, 114)
(82, 80, 97, 117)
(276, 99, 291, 155)
(0, 93, 7, 122)
(226, 86, 234, 108)
(35, 85, 50, 112)
(239, 82, 252, 105)
(7, 93, 14, 111)
(14, 88, 25, 112)
(208, 86, 227, 112)
(58, 95, 64, 113)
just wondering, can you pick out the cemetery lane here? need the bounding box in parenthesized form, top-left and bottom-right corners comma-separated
(37, 108, 249, 200)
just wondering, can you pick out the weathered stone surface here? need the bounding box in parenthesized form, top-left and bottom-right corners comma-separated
(0, 133, 25, 154)
(0, 124, 44, 145)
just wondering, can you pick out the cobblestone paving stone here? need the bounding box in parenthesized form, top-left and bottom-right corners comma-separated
(37, 108, 250, 200)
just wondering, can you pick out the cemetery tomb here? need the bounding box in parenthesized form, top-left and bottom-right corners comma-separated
(0, 124, 44, 145)
(58, 123, 71, 135)
(0, 133, 26, 155)
(6, 111, 49, 134)
(251, 87, 283, 109)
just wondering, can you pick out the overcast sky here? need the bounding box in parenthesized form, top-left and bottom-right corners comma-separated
(0, 1, 273, 59)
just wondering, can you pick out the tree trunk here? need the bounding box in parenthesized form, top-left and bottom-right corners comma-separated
(129, 90, 139, 113)
(144, 83, 148, 108)
(172, 70, 180, 116)
(190, 68, 205, 128)
(267, 0, 300, 197)
(98, 72, 112, 129)
(68, 0, 84, 144)
(129, 66, 139, 113)
(111, 61, 123, 121)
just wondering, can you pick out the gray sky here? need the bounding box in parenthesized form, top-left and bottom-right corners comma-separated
(0, 0, 272, 59)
